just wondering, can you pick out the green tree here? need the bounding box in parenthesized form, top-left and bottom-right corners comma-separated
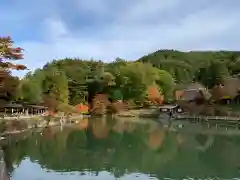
(42, 68, 69, 105)
(19, 80, 42, 104)
(156, 70, 175, 101)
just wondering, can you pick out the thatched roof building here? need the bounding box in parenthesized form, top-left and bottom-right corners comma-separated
(211, 77, 240, 101)
(175, 83, 205, 91)
(175, 82, 211, 101)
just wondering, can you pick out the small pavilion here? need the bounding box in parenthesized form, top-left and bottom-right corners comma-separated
(0, 103, 48, 116)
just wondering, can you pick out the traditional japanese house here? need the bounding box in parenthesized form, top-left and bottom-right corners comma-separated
(174, 82, 211, 103)
(211, 77, 240, 104)
(174, 83, 212, 115)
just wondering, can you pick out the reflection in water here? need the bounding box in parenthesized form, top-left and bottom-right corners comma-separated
(92, 118, 109, 139)
(176, 134, 185, 145)
(1, 117, 240, 180)
(76, 118, 89, 130)
(147, 127, 165, 150)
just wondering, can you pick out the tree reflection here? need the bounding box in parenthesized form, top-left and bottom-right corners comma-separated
(91, 118, 109, 139)
(147, 126, 165, 150)
(2, 119, 240, 179)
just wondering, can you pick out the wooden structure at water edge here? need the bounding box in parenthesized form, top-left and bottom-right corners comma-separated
(0, 103, 48, 118)
(175, 114, 240, 129)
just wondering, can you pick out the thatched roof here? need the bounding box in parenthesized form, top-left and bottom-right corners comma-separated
(222, 77, 240, 96)
(181, 90, 203, 101)
(175, 82, 206, 91)
(182, 90, 198, 101)
(176, 82, 211, 101)
(211, 77, 240, 100)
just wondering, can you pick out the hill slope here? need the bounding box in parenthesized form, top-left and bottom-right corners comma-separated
(137, 50, 240, 87)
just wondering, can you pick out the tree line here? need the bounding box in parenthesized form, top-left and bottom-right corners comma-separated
(20, 58, 174, 109)
(1, 36, 240, 111)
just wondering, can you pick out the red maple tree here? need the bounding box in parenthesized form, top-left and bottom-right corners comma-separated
(0, 36, 26, 70)
(147, 86, 164, 105)
(0, 36, 26, 102)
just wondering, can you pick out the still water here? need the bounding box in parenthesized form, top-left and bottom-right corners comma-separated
(2, 117, 240, 180)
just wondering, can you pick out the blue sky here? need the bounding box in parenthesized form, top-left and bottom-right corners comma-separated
(1, 0, 240, 77)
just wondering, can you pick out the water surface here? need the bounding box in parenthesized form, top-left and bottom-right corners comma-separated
(2, 117, 240, 180)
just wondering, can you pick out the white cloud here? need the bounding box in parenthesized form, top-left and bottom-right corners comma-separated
(8, 0, 240, 77)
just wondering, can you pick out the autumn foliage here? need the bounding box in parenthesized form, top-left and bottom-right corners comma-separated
(0, 36, 26, 102)
(0, 36, 26, 70)
(76, 104, 89, 113)
(92, 119, 109, 139)
(147, 86, 164, 105)
(148, 128, 165, 150)
(90, 94, 110, 116)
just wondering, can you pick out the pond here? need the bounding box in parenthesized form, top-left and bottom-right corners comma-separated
(1, 117, 240, 180)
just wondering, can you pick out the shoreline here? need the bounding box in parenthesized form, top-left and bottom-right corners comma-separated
(0, 114, 90, 137)
(0, 114, 91, 121)
(2, 109, 240, 138)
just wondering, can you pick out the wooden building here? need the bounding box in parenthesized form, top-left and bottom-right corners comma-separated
(211, 77, 240, 104)
(174, 82, 211, 102)
(0, 103, 48, 116)
(159, 105, 182, 113)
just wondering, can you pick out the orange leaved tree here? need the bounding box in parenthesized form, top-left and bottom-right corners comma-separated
(0, 36, 26, 102)
(0, 36, 26, 69)
(147, 85, 164, 105)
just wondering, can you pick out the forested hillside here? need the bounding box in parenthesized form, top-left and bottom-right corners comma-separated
(138, 50, 240, 88)
(6, 47, 240, 110)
